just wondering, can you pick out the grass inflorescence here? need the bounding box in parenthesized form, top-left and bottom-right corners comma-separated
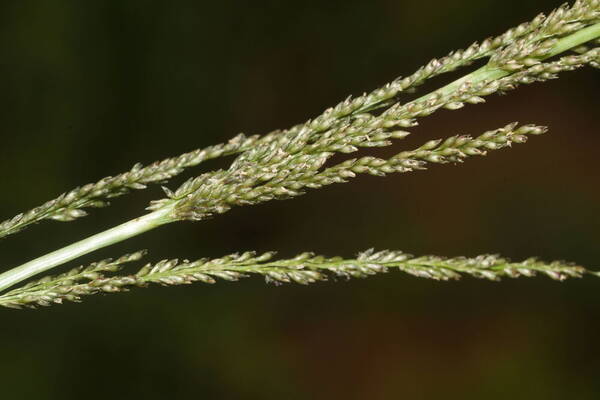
(0, 0, 598, 309)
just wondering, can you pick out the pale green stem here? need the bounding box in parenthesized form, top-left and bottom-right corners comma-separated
(0, 22, 598, 294)
(545, 22, 600, 58)
(0, 206, 175, 292)
(415, 22, 600, 103)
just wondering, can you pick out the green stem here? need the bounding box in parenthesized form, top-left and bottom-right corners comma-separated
(415, 22, 600, 103)
(546, 22, 600, 58)
(0, 207, 174, 292)
(0, 22, 598, 294)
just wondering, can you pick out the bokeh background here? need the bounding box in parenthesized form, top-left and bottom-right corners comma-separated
(0, 0, 598, 399)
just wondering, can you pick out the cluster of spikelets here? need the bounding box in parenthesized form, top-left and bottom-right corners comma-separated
(0, 1, 598, 308)
(2, 249, 598, 309)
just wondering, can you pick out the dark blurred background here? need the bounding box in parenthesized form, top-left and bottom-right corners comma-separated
(0, 0, 598, 399)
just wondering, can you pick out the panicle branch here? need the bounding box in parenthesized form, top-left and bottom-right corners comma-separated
(0, 134, 263, 239)
(2, 248, 596, 309)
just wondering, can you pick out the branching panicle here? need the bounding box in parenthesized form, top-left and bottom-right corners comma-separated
(2, 1, 597, 241)
(0, 1, 598, 307)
